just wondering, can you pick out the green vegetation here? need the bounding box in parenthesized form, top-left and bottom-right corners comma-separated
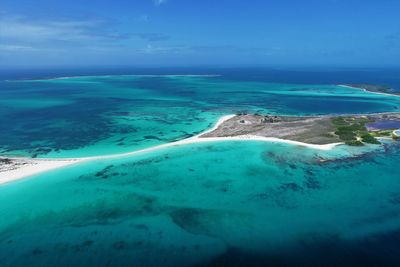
(331, 116, 380, 146)
(345, 140, 364, 146)
(369, 129, 400, 142)
(361, 133, 381, 144)
(370, 130, 393, 137)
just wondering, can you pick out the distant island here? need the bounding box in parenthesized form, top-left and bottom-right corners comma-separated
(342, 84, 400, 96)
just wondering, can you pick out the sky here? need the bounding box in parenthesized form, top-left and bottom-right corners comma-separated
(0, 0, 399, 68)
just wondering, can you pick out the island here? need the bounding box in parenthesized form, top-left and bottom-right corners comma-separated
(1, 112, 400, 185)
(202, 113, 400, 146)
(342, 84, 400, 96)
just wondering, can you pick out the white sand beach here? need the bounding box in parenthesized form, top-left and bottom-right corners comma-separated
(339, 85, 400, 98)
(42, 74, 221, 81)
(0, 158, 83, 185)
(0, 114, 342, 185)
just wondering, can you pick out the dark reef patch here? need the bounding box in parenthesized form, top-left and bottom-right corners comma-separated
(304, 176, 321, 189)
(201, 229, 400, 267)
(94, 165, 114, 179)
(169, 208, 228, 238)
(279, 182, 303, 192)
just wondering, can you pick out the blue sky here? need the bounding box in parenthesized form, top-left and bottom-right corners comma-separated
(0, 0, 399, 68)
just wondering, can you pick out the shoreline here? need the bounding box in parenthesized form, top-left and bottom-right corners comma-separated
(0, 114, 343, 185)
(5, 74, 222, 82)
(0, 159, 82, 185)
(339, 84, 400, 98)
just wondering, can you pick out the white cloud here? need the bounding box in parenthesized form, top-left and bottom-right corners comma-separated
(138, 44, 187, 54)
(134, 33, 170, 42)
(154, 0, 167, 6)
(0, 44, 38, 52)
(0, 15, 108, 42)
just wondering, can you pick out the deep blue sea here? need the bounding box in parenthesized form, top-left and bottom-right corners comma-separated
(2, 66, 400, 90)
(1, 67, 400, 267)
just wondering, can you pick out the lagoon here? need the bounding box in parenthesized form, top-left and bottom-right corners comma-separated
(1, 72, 400, 266)
(1, 75, 400, 158)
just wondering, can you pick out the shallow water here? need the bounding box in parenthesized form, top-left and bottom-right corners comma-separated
(1, 75, 399, 157)
(0, 141, 400, 266)
(1, 71, 400, 266)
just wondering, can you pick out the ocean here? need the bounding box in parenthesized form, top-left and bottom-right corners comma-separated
(1, 67, 400, 266)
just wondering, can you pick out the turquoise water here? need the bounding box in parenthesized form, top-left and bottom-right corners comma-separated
(1, 75, 400, 158)
(0, 141, 400, 266)
(1, 73, 400, 266)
